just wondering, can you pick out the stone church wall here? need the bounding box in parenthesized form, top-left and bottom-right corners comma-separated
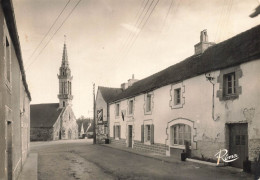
(30, 127, 53, 141)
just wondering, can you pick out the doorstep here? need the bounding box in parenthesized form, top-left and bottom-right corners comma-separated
(18, 153, 38, 180)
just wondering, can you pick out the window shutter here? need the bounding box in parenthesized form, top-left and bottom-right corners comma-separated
(119, 125, 121, 139)
(113, 125, 115, 139)
(151, 124, 154, 144)
(141, 125, 144, 143)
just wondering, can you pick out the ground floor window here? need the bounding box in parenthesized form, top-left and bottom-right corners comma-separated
(170, 124, 191, 146)
(114, 125, 121, 139)
(141, 124, 154, 144)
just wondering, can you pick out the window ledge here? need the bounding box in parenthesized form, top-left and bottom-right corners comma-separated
(223, 94, 238, 100)
(169, 145, 185, 150)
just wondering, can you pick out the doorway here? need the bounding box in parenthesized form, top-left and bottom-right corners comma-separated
(229, 123, 248, 168)
(7, 121, 12, 180)
(128, 125, 133, 148)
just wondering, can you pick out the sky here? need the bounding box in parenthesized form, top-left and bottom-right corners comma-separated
(12, 0, 260, 118)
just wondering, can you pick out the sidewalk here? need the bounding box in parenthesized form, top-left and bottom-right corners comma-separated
(18, 153, 38, 180)
(100, 143, 251, 176)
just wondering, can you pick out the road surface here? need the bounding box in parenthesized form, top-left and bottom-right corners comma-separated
(31, 139, 253, 180)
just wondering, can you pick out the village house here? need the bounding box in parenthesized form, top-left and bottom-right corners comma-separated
(0, 0, 31, 179)
(30, 42, 78, 141)
(95, 86, 122, 143)
(106, 25, 260, 170)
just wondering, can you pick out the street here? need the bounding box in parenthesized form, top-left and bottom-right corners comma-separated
(31, 139, 253, 180)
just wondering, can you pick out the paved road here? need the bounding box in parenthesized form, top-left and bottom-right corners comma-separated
(31, 139, 253, 180)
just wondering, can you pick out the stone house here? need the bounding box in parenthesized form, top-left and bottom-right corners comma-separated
(108, 25, 260, 170)
(95, 86, 122, 143)
(30, 42, 78, 141)
(0, 0, 31, 179)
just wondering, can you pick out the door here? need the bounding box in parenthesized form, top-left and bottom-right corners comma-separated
(128, 125, 133, 148)
(229, 123, 248, 168)
(7, 121, 12, 180)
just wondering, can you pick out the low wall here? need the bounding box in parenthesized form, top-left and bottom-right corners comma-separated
(30, 127, 53, 141)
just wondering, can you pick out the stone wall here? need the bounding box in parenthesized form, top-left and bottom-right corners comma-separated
(31, 128, 53, 141)
(110, 138, 126, 147)
(133, 141, 168, 155)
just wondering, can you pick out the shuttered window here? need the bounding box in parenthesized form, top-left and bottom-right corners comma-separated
(143, 124, 154, 144)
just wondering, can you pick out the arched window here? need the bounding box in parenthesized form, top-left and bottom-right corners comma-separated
(63, 101, 65, 107)
(170, 124, 191, 146)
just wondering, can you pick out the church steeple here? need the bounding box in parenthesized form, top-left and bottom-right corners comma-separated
(58, 37, 73, 108)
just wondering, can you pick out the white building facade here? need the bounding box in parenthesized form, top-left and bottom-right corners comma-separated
(109, 25, 260, 170)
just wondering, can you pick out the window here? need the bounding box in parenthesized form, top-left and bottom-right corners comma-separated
(146, 94, 151, 112)
(114, 125, 120, 139)
(224, 72, 236, 96)
(170, 84, 185, 109)
(170, 124, 191, 146)
(174, 88, 181, 105)
(5, 37, 11, 83)
(217, 67, 242, 101)
(141, 123, 154, 144)
(129, 100, 133, 115)
(116, 103, 120, 116)
(63, 101, 65, 107)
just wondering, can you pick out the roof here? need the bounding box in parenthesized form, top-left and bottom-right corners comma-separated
(2, 0, 31, 100)
(30, 103, 63, 128)
(98, 86, 123, 103)
(111, 25, 260, 103)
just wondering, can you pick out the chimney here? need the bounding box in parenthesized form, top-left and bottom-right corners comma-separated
(194, 29, 215, 55)
(121, 74, 139, 90)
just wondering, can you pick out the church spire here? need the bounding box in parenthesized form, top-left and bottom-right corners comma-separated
(58, 36, 73, 108)
(62, 35, 69, 66)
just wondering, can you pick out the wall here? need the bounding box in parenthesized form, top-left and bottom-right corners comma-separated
(96, 89, 109, 143)
(0, 7, 10, 179)
(11, 35, 22, 180)
(30, 127, 53, 141)
(0, 6, 31, 179)
(60, 106, 78, 140)
(109, 59, 260, 163)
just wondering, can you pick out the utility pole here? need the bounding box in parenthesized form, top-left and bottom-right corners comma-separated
(93, 83, 96, 144)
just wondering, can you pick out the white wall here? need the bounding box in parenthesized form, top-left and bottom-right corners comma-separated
(109, 59, 260, 160)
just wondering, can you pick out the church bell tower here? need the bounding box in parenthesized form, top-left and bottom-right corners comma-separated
(58, 37, 73, 108)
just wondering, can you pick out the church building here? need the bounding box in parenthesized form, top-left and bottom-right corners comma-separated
(30, 41, 78, 141)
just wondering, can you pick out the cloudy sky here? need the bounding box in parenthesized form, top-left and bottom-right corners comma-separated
(12, 0, 259, 118)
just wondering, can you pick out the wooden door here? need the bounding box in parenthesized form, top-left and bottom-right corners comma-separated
(128, 125, 132, 148)
(229, 123, 248, 168)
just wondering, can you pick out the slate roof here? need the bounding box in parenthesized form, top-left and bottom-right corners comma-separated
(98, 86, 123, 103)
(30, 103, 63, 128)
(111, 25, 260, 103)
(2, 0, 31, 100)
